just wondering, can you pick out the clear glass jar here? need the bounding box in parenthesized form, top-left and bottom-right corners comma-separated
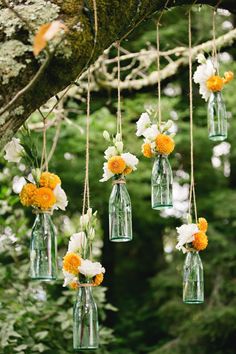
(109, 180, 132, 242)
(208, 91, 227, 141)
(30, 212, 57, 281)
(183, 251, 204, 304)
(73, 285, 99, 350)
(151, 155, 173, 210)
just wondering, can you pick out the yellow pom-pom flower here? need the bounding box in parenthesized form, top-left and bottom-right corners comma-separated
(40, 172, 61, 190)
(223, 71, 234, 84)
(192, 231, 208, 251)
(123, 166, 132, 175)
(107, 156, 126, 174)
(69, 281, 79, 290)
(155, 134, 175, 155)
(63, 253, 81, 275)
(20, 183, 37, 207)
(142, 143, 153, 158)
(93, 273, 104, 286)
(206, 75, 224, 92)
(197, 217, 208, 233)
(32, 187, 56, 210)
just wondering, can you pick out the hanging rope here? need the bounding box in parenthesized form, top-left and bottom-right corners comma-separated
(212, 0, 222, 74)
(38, 108, 48, 171)
(116, 41, 122, 139)
(188, 10, 197, 223)
(82, 68, 91, 216)
(156, 0, 170, 125)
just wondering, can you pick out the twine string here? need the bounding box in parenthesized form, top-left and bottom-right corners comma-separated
(38, 109, 48, 171)
(212, 0, 222, 74)
(188, 10, 198, 223)
(82, 68, 91, 217)
(156, 0, 170, 126)
(112, 178, 126, 185)
(116, 41, 122, 139)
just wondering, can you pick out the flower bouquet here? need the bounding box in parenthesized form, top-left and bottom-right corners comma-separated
(100, 131, 139, 242)
(3, 132, 68, 280)
(136, 110, 175, 209)
(193, 53, 234, 141)
(176, 217, 208, 304)
(62, 208, 105, 350)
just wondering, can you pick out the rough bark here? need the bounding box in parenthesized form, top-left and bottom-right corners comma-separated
(0, 0, 235, 146)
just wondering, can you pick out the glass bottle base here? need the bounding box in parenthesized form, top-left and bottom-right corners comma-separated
(31, 276, 57, 281)
(110, 236, 132, 242)
(183, 299, 204, 304)
(152, 204, 173, 210)
(209, 134, 227, 142)
(74, 346, 98, 351)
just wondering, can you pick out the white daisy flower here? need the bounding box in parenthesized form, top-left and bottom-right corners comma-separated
(176, 223, 199, 253)
(136, 112, 151, 137)
(193, 59, 216, 101)
(104, 146, 117, 160)
(4, 138, 24, 163)
(142, 124, 159, 141)
(100, 162, 114, 182)
(78, 259, 105, 278)
(121, 152, 139, 171)
(53, 185, 68, 211)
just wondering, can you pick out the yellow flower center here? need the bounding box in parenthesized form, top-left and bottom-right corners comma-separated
(155, 134, 175, 155)
(142, 143, 153, 158)
(107, 156, 126, 174)
(206, 75, 224, 92)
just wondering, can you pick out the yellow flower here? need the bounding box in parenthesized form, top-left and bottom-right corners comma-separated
(40, 172, 61, 190)
(32, 187, 56, 210)
(142, 143, 153, 158)
(93, 273, 104, 286)
(69, 281, 79, 290)
(20, 183, 37, 207)
(206, 75, 224, 92)
(123, 166, 132, 175)
(192, 231, 208, 251)
(63, 253, 81, 275)
(155, 134, 175, 155)
(223, 71, 234, 84)
(197, 217, 208, 233)
(107, 156, 126, 174)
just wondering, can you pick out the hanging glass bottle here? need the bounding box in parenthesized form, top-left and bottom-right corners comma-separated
(151, 154, 173, 210)
(208, 91, 227, 141)
(183, 251, 204, 304)
(30, 211, 57, 280)
(109, 179, 132, 242)
(73, 284, 99, 350)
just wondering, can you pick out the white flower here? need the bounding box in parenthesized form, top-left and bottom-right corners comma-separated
(88, 227, 95, 240)
(196, 53, 206, 64)
(3, 138, 24, 163)
(78, 259, 105, 278)
(80, 208, 93, 228)
(136, 112, 151, 137)
(53, 185, 68, 210)
(68, 232, 86, 253)
(161, 120, 173, 132)
(100, 162, 114, 182)
(176, 223, 199, 253)
(103, 130, 110, 141)
(115, 141, 123, 154)
(12, 176, 26, 194)
(104, 146, 117, 160)
(193, 59, 216, 101)
(142, 124, 159, 140)
(121, 152, 139, 171)
(63, 269, 78, 287)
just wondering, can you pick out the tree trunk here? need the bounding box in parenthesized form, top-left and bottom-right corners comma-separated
(0, 0, 235, 146)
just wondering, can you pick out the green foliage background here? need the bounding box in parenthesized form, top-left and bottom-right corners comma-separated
(1, 5, 236, 354)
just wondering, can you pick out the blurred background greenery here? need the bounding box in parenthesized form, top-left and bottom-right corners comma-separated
(1, 5, 236, 354)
